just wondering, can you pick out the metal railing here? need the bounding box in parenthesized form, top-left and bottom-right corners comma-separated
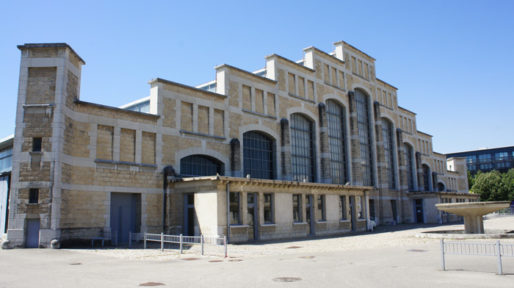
(142, 233, 227, 257)
(440, 239, 514, 275)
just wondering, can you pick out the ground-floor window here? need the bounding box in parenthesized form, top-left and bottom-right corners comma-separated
(369, 199, 375, 221)
(230, 192, 241, 225)
(263, 193, 274, 224)
(356, 196, 364, 219)
(293, 194, 302, 222)
(339, 195, 347, 220)
(317, 195, 326, 221)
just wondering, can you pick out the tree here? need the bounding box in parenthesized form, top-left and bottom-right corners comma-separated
(501, 168, 514, 201)
(471, 170, 507, 201)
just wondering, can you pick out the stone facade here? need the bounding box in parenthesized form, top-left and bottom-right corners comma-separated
(5, 42, 477, 248)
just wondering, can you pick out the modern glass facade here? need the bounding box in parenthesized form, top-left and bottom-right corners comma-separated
(447, 146, 514, 174)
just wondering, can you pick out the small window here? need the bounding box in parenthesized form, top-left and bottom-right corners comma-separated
(340, 196, 347, 220)
(29, 188, 39, 204)
(293, 194, 302, 222)
(356, 196, 364, 219)
(263, 193, 274, 224)
(229, 192, 240, 225)
(317, 195, 326, 221)
(32, 137, 42, 152)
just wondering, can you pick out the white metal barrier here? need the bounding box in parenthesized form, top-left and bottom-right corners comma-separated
(142, 233, 227, 257)
(440, 239, 514, 275)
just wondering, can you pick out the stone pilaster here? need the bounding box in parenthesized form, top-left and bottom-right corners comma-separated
(280, 118, 292, 180)
(396, 129, 408, 191)
(373, 102, 386, 189)
(230, 138, 241, 177)
(318, 103, 331, 183)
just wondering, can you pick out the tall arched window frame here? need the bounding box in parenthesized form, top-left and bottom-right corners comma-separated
(180, 155, 224, 177)
(405, 144, 415, 191)
(326, 100, 348, 184)
(290, 113, 316, 182)
(381, 118, 396, 189)
(422, 164, 430, 191)
(355, 89, 374, 186)
(243, 131, 275, 179)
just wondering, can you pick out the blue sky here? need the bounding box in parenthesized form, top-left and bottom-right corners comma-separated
(1, 0, 513, 153)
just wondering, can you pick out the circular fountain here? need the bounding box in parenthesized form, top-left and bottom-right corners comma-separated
(435, 201, 510, 234)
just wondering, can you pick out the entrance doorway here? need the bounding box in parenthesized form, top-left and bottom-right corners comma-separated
(247, 193, 258, 241)
(391, 200, 398, 224)
(25, 219, 40, 248)
(110, 193, 141, 244)
(184, 194, 195, 236)
(305, 195, 314, 235)
(415, 199, 424, 223)
(349, 196, 357, 231)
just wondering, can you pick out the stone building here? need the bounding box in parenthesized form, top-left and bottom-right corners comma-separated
(4, 42, 477, 248)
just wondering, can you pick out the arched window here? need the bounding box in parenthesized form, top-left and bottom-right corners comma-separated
(290, 113, 316, 182)
(405, 144, 415, 191)
(422, 164, 430, 191)
(243, 131, 275, 179)
(180, 155, 224, 177)
(381, 118, 395, 189)
(355, 89, 373, 186)
(326, 100, 347, 184)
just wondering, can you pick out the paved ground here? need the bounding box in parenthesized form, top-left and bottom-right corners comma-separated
(1, 216, 513, 288)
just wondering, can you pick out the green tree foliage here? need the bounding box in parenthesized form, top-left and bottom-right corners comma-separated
(470, 169, 514, 201)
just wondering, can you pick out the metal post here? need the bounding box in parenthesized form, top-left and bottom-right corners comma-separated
(440, 239, 446, 271)
(201, 235, 204, 256)
(129, 232, 132, 248)
(144, 233, 147, 249)
(180, 234, 183, 254)
(160, 232, 164, 252)
(224, 236, 228, 258)
(496, 240, 503, 275)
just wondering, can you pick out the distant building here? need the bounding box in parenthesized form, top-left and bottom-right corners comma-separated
(0, 135, 13, 239)
(4, 42, 477, 248)
(446, 146, 514, 174)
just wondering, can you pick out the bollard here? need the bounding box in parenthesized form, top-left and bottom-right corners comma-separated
(144, 233, 147, 249)
(129, 232, 132, 248)
(161, 232, 164, 252)
(440, 239, 446, 271)
(180, 234, 183, 254)
(496, 240, 503, 275)
(201, 235, 204, 256)
(224, 236, 228, 258)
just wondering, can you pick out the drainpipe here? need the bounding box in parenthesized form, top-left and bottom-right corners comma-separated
(162, 166, 176, 233)
(226, 181, 230, 243)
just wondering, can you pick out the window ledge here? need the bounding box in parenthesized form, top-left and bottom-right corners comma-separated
(29, 151, 43, 155)
(323, 81, 346, 92)
(357, 218, 367, 221)
(229, 224, 248, 228)
(339, 219, 350, 223)
(261, 223, 276, 227)
(316, 220, 327, 223)
(179, 130, 226, 140)
(293, 222, 308, 225)
(94, 159, 157, 168)
(287, 93, 316, 104)
(241, 109, 277, 120)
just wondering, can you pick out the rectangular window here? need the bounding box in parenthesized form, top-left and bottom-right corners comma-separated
(495, 152, 508, 161)
(317, 195, 326, 221)
(323, 64, 330, 83)
(478, 154, 491, 163)
(32, 137, 42, 152)
(338, 71, 345, 89)
(356, 196, 364, 219)
(288, 73, 296, 94)
(242, 85, 252, 111)
(229, 192, 240, 225)
(340, 195, 347, 220)
(264, 193, 274, 224)
(297, 76, 305, 98)
(331, 67, 337, 86)
(29, 188, 39, 204)
(293, 194, 302, 222)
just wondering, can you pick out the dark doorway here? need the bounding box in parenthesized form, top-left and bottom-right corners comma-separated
(391, 200, 398, 224)
(415, 199, 424, 223)
(305, 195, 315, 235)
(110, 193, 141, 244)
(184, 194, 195, 236)
(349, 196, 357, 231)
(369, 199, 376, 221)
(247, 193, 258, 240)
(25, 219, 40, 248)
